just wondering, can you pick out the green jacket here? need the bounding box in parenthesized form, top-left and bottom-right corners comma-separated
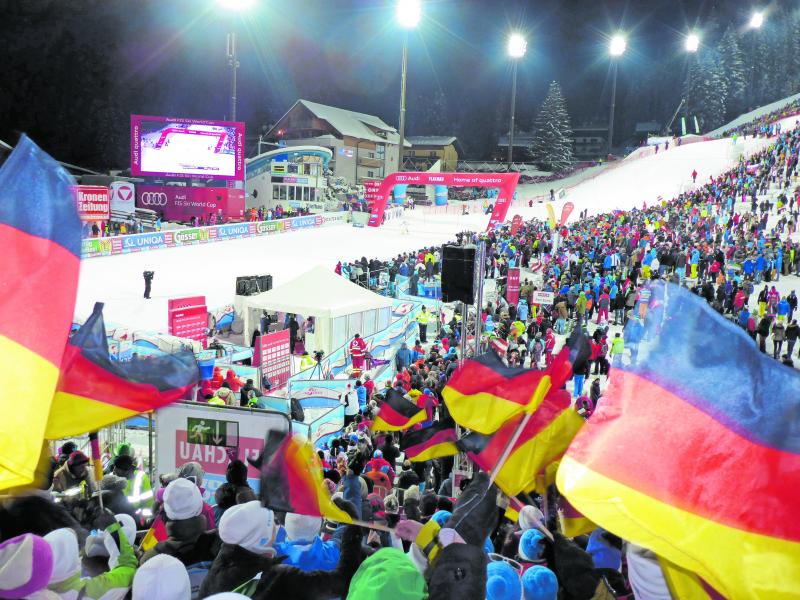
(611, 338, 625, 355)
(48, 524, 137, 600)
(576, 293, 587, 314)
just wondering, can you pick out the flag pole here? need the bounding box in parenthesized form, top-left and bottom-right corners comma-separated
(487, 411, 533, 489)
(88, 431, 104, 510)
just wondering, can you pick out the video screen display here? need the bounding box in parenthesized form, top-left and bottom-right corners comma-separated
(130, 115, 244, 180)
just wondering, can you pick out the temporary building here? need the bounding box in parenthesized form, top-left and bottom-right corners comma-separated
(237, 265, 393, 356)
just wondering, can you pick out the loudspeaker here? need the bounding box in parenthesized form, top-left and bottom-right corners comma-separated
(235, 274, 273, 296)
(441, 245, 476, 304)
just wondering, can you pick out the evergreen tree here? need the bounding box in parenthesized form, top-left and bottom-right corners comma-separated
(717, 25, 746, 117)
(530, 81, 573, 172)
(683, 52, 728, 132)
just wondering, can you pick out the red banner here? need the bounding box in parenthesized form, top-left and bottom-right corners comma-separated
(255, 330, 292, 389)
(510, 214, 523, 235)
(168, 296, 208, 348)
(366, 172, 519, 231)
(73, 185, 110, 222)
(506, 268, 521, 305)
(363, 179, 382, 206)
(559, 202, 575, 226)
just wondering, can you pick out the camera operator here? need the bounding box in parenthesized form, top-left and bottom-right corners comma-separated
(142, 270, 154, 299)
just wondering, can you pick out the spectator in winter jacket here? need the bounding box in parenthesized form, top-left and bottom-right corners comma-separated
(43, 523, 137, 600)
(214, 460, 255, 523)
(273, 513, 340, 572)
(786, 320, 800, 356)
(141, 478, 220, 566)
(394, 343, 413, 371)
(772, 320, 786, 358)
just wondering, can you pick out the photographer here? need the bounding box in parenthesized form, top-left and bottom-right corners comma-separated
(142, 270, 154, 299)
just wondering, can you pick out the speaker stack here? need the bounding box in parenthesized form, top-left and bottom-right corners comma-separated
(441, 245, 476, 304)
(235, 274, 273, 296)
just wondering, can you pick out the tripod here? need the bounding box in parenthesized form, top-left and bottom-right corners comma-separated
(308, 359, 324, 379)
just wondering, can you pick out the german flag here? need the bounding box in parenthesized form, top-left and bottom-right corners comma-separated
(659, 557, 727, 600)
(400, 421, 458, 462)
(260, 434, 352, 523)
(0, 137, 81, 489)
(557, 282, 800, 598)
(45, 302, 200, 438)
(558, 496, 595, 538)
(443, 341, 579, 435)
(371, 388, 426, 431)
(457, 388, 583, 497)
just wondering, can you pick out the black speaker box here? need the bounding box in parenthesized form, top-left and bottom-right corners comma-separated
(236, 274, 273, 296)
(441, 245, 476, 304)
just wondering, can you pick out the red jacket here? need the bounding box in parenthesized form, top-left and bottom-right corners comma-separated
(349, 337, 367, 358)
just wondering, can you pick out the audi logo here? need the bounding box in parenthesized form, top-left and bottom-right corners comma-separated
(140, 192, 168, 206)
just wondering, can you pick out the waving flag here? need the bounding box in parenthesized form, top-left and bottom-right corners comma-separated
(46, 302, 200, 438)
(371, 388, 426, 431)
(260, 434, 352, 523)
(400, 421, 458, 462)
(0, 136, 81, 489)
(559, 496, 596, 538)
(458, 387, 583, 497)
(557, 282, 800, 599)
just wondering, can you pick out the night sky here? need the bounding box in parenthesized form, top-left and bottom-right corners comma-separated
(0, 0, 790, 167)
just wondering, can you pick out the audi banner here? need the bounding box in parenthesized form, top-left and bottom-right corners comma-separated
(136, 185, 245, 222)
(73, 185, 111, 222)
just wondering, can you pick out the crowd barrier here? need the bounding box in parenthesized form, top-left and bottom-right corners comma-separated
(80, 211, 350, 258)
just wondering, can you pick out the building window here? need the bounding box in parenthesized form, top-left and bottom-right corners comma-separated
(429, 151, 437, 157)
(273, 186, 280, 200)
(367, 170, 374, 178)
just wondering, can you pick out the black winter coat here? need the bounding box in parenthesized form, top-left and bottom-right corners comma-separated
(141, 516, 220, 566)
(199, 543, 273, 598)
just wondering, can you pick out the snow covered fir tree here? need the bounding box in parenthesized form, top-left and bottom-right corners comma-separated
(531, 81, 574, 172)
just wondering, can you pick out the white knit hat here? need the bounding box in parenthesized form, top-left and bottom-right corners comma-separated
(284, 513, 322, 542)
(43, 529, 80, 584)
(163, 478, 203, 520)
(133, 554, 191, 600)
(219, 500, 276, 555)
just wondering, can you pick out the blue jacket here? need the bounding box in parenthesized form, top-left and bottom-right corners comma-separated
(755, 256, 766, 272)
(355, 386, 367, 410)
(274, 537, 341, 572)
(395, 347, 412, 370)
(778, 299, 790, 316)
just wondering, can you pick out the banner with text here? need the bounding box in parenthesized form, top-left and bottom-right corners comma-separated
(73, 185, 110, 222)
(506, 267, 521, 305)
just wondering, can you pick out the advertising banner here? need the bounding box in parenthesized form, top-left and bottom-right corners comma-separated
(532, 290, 555, 305)
(73, 185, 110, 222)
(546, 203, 557, 229)
(168, 296, 208, 347)
(559, 202, 575, 226)
(80, 211, 346, 258)
(109, 181, 136, 217)
(130, 115, 245, 181)
(506, 267, 521, 305)
(136, 185, 245, 222)
(254, 330, 292, 389)
(155, 402, 290, 502)
(366, 172, 519, 231)
(510, 214, 523, 236)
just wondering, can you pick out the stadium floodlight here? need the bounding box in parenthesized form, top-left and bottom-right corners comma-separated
(609, 34, 627, 57)
(685, 32, 700, 53)
(507, 33, 527, 59)
(218, 0, 255, 10)
(396, 0, 421, 29)
(750, 11, 764, 29)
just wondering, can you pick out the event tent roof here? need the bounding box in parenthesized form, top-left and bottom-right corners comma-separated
(242, 265, 392, 319)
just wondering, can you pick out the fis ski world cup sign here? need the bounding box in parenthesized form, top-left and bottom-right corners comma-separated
(366, 172, 520, 231)
(73, 185, 111, 222)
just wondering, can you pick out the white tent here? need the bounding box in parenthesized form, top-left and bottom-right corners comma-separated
(237, 265, 393, 355)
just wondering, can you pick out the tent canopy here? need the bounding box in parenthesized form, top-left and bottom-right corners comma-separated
(242, 265, 392, 318)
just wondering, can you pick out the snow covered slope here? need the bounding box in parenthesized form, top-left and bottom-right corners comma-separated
(705, 92, 800, 137)
(75, 118, 798, 332)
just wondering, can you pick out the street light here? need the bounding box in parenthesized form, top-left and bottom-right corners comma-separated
(750, 11, 764, 29)
(396, 0, 421, 172)
(219, 0, 255, 121)
(607, 34, 626, 155)
(685, 32, 700, 53)
(506, 33, 527, 170)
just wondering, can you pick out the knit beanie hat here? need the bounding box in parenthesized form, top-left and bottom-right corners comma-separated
(0, 534, 54, 598)
(347, 548, 427, 600)
(518, 529, 546, 561)
(132, 554, 191, 600)
(518, 505, 545, 532)
(485, 560, 522, 600)
(384, 494, 400, 514)
(405, 485, 421, 502)
(163, 477, 203, 520)
(284, 513, 322, 542)
(431, 510, 452, 527)
(67, 451, 89, 467)
(219, 500, 276, 554)
(522, 565, 558, 600)
(43, 528, 81, 584)
(586, 529, 621, 571)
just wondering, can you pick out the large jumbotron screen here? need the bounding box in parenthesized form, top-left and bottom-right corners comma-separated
(130, 115, 245, 180)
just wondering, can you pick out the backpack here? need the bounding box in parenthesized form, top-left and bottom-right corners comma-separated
(290, 397, 305, 422)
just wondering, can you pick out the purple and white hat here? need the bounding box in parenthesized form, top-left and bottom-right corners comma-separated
(0, 533, 54, 598)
